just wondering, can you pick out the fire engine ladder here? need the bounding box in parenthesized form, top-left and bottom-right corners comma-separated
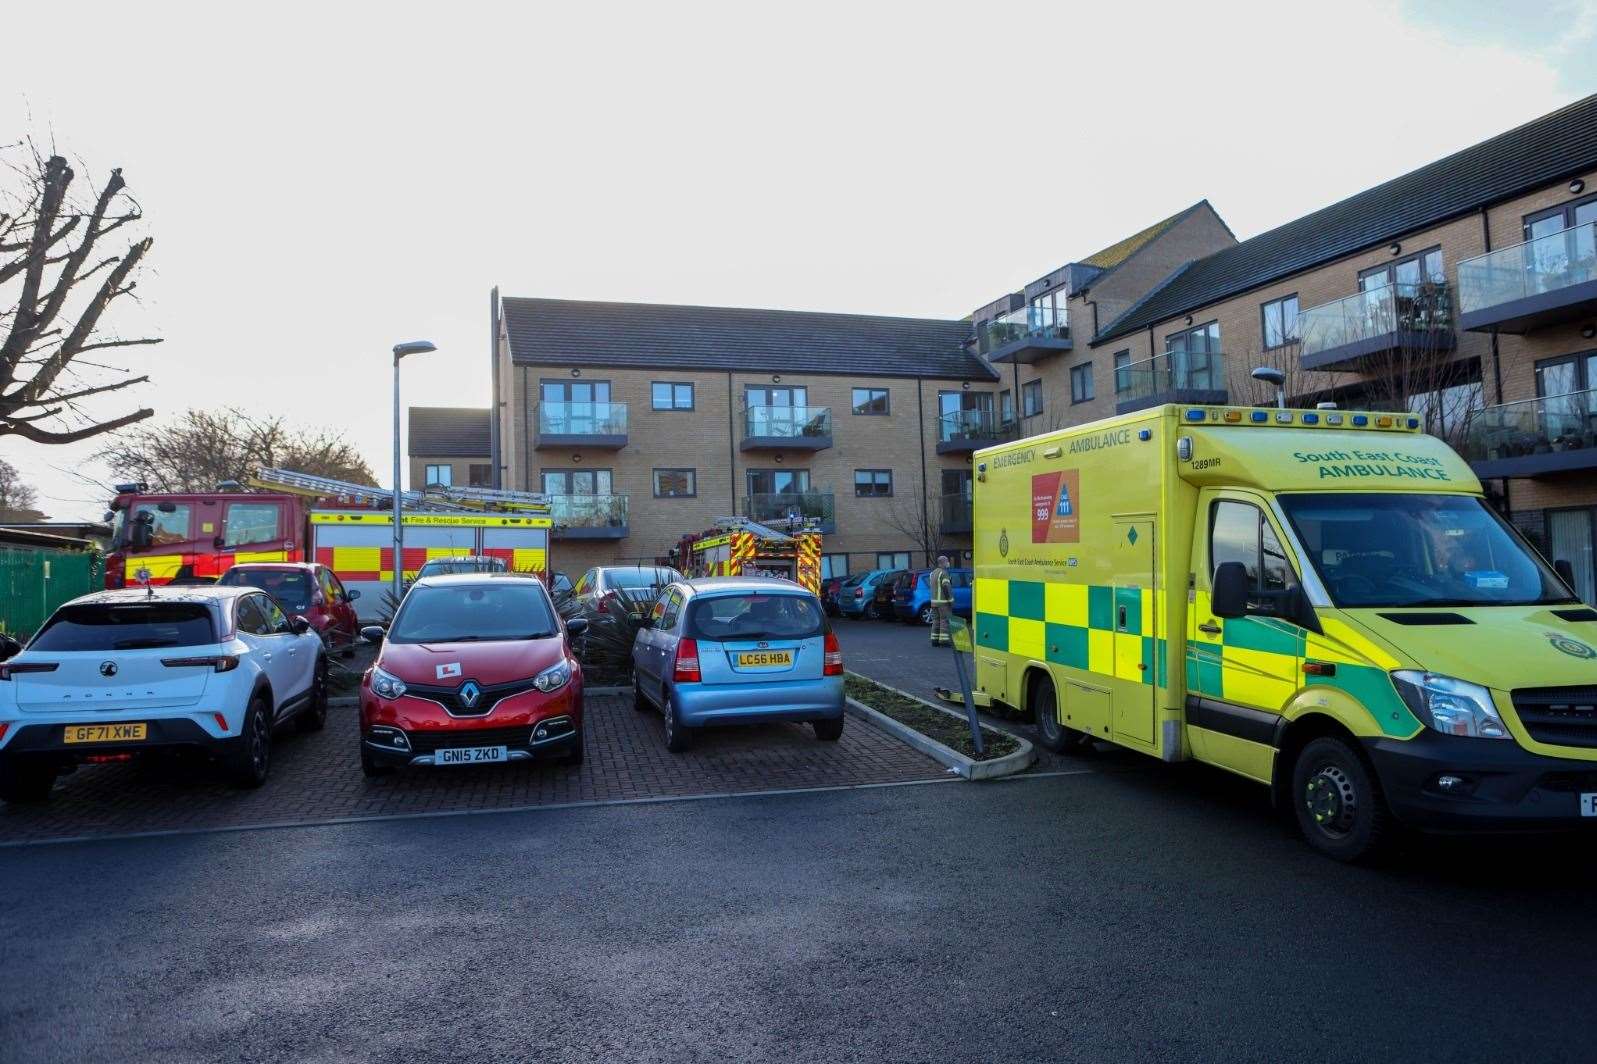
(424, 484, 551, 514)
(710, 516, 795, 543)
(247, 467, 465, 512)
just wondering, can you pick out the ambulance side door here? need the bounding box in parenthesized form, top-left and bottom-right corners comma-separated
(1186, 491, 1305, 781)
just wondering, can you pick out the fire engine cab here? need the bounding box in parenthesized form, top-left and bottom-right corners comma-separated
(670, 517, 823, 594)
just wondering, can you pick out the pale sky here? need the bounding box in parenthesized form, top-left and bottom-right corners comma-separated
(4, 0, 1595, 522)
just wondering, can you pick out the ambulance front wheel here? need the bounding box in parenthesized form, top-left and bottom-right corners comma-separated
(1290, 736, 1391, 863)
(1030, 675, 1089, 754)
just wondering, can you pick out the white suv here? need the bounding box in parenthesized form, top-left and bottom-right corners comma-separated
(0, 586, 327, 803)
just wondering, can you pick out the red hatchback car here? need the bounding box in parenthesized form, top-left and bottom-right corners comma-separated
(357, 573, 588, 776)
(216, 562, 361, 653)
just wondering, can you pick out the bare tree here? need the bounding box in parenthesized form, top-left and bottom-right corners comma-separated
(878, 486, 959, 567)
(0, 456, 39, 511)
(0, 145, 159, 444)
(97, 408, 377, 492)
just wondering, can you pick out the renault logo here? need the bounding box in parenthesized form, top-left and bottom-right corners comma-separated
(458, 680, 481, 709)
(99, 661, 118, 677)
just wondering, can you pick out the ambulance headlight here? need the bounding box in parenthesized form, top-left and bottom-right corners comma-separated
(1390, 671, 1510, 740)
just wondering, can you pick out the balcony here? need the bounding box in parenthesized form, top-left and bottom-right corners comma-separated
(1298, 282, 1455, 370)
(740, 405, 832, 451)
(1115, 350, 1228, 414)
(935, 408, 1015, 454)
(938, 492, 973, 535)
(1460, 389, 1597, 479)
(743, 492, 836, 534)
(534, 402, 628, 449)
(1458, 222, 1597, 333)
(976, 304, 1071, 364)
(548, 494, 629, 539)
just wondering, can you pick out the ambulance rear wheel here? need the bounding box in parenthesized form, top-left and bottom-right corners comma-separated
(1030, 676, 1087, 754)
(1291, 736, 1390, 863)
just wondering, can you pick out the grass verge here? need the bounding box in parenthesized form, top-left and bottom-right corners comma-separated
(845, 674, 1019, 761)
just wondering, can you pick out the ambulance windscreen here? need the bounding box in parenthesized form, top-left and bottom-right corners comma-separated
(1278, 493, 1575, 609)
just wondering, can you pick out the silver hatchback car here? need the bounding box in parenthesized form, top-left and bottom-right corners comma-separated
(631, 577, 845, 752)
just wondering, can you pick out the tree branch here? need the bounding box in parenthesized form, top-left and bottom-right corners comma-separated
(0, 405, 153, 443)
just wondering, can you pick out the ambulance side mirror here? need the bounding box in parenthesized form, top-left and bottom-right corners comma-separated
(1211, 562, 1250, 619)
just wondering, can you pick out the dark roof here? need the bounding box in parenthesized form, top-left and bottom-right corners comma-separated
(408, 407, 490, 457)
(1097, 94, 1597, 345)
(502, 297, 995, 381)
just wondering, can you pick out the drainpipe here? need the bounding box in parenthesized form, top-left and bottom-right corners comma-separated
(916, 378, 930, 566)
(727, 371, 737, 515)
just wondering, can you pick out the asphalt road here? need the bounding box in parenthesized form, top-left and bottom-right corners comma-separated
(5, 762, 1594, 1063)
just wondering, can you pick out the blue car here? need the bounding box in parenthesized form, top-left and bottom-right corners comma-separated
(891, 567, 973, 624)
(837, 569, 898, 619)
(631, 577, 845, 752)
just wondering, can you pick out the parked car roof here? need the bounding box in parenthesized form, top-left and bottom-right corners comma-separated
(222, 561, 323, 572)
(408, 572, 544, 590)
(683, 576, 810, 596)
(65, 586, 254, 607)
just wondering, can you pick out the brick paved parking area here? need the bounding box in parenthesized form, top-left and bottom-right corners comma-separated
(0, 695, 946, 845)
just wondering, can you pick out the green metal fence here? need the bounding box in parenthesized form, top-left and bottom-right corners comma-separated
(0, 548, 103, 639)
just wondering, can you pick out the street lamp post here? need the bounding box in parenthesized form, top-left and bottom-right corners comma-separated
(392, 340, 437, 605)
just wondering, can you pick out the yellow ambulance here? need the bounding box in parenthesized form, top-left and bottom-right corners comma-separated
(971, 403, 1597, 860)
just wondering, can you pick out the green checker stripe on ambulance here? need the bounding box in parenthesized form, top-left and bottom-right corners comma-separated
(1223, 616, 1305, 657)
(977, 579, 1166, 687)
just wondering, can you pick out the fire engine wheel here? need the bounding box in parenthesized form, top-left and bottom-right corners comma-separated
(1291, 736, 1391, 863)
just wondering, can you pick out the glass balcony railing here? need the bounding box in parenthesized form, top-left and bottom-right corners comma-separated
(1299, 282, 1453, 361)
(939, 492, 973, 533)
(976, 303, 1069, 356)
(1118, 350, 1227, 404)
(536, 401, 628, 437)
(744, 492, 835, 530)
(1458, 221, 1597, 315)
(547, 493, 628, 529)
(1459, 389, 1597, 465)
(935, 407, 1013, 446)
(742, 405, 832, 440)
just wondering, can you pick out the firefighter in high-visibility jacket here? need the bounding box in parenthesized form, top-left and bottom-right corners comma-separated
(929, 554, 953, 647)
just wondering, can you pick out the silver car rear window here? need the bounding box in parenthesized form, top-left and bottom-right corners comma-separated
(686, 594, 824, 641)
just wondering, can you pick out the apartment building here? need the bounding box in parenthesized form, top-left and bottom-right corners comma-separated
(1048, 94, 1597, 602)
(414, 94, 1597, 599)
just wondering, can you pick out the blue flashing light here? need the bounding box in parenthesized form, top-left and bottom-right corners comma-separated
(1352, 414, 1369, 426)
(1185, 409, 1206, 422)
(1407, 417, 1420, 429)
(1251, 410, 1269, 423)
(1138, 429, 1152, 441)
(1301, 412, 1319, 425)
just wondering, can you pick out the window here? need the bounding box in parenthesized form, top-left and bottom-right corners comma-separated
(1113, 351, 1132, 395)
(131, 502, 192, 547)
(1069, 363, 1094, 404)
(540, 379, 614, 435)
(542, 469, 612, 496)
(1261, 294, 1300, 349)
(851, 387, 889, 416)
(234, 596, 269, 636)
(653, 468, 696, 498)
(468, 464, 492, 487)
(820, 553, 849, 579)
(651, 381, 695, 410)
(223, 501, 279, 548)
(1021, 379, 1043, 418)
(257, 595, 289, 633)
(937, 390, 993, 440)
(424, 464, 452, 487)
(1548, 508, 1597, 605)
(1523, 198, 1597, 284)
(747, 469, 810, 494)
(1359, 247, 1444, 290)
(999, 389, 1014, 425)
(1210, 500, 1294, 613)
(854, 469, 893, 497)
(659, 590, 684, 631)
(32, 602, 214, 651)
(218, 567, 313, 613)
(876, 551, 910, 571)
(1164, 321, 1222, 391)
